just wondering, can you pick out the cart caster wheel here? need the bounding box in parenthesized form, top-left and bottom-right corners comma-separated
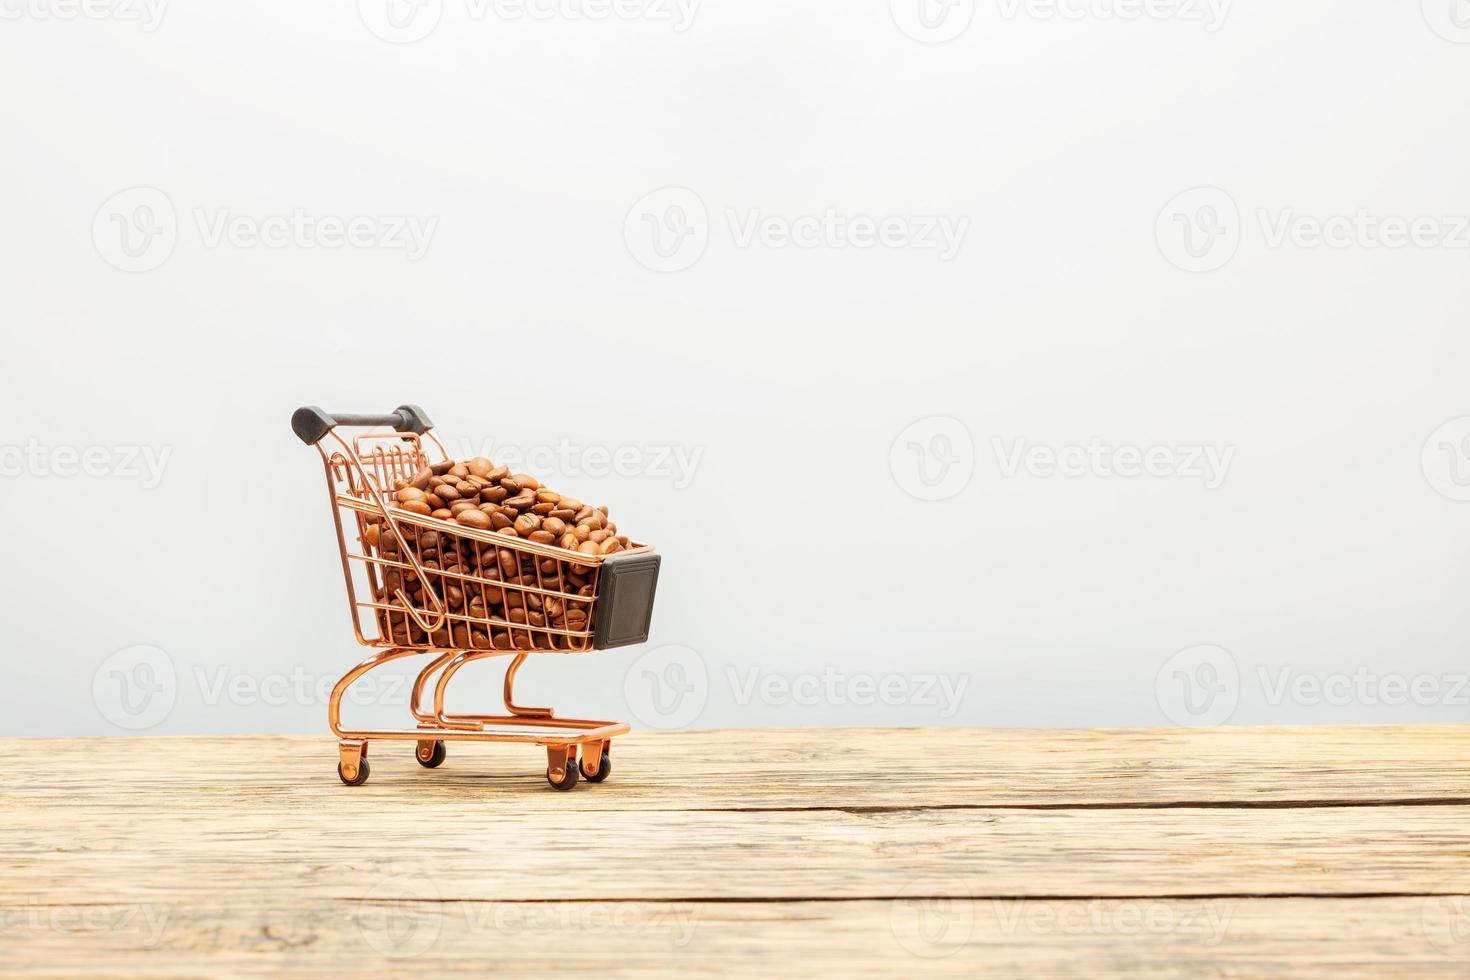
(416, 740, 447, 768)
(580, 754, 611, 783)
(338, 759, 371, 786)
(547, 763, 580, 791)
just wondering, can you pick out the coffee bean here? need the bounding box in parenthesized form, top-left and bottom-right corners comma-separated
(504, 491, 537, 511)
(456, 509, 491, 531)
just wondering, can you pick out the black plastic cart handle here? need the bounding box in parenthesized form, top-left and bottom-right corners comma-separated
(292, 405, 433, 445)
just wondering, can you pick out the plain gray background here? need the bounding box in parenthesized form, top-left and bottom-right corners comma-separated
(3, 0, 1469, 736)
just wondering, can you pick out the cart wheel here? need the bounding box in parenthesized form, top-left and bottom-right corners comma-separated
(580, 753, 611, 784)
(416, 740, 447, 769)
(547, 762, 580, 791)
(338, 759, 371, 786)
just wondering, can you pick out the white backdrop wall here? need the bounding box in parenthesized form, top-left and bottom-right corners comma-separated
(3, 1, 1469, 737)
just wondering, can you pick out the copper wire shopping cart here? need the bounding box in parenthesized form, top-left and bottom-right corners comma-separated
(292, 405, 660, 790)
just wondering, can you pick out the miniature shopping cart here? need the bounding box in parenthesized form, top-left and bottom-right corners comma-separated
(292, 405, 660, 790)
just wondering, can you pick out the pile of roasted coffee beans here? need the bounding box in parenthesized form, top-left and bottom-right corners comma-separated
(387, 457, 631, 556)
(361, 458, 631, 651)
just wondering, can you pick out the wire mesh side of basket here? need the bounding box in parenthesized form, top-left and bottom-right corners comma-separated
(321, 433, 608, 653)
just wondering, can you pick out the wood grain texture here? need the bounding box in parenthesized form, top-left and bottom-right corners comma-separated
(3, 726, 1470, 977)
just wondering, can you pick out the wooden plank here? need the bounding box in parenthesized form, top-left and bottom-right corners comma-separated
(6, 790, 1470, 901)
(4, 725, 1469, 810)
(2, 898, 1468, 978)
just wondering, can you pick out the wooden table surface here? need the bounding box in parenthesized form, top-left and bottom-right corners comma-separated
(5, 725, 1470, 976)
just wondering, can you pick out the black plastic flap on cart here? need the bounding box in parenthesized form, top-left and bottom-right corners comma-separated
(593, 552, 661, 649)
